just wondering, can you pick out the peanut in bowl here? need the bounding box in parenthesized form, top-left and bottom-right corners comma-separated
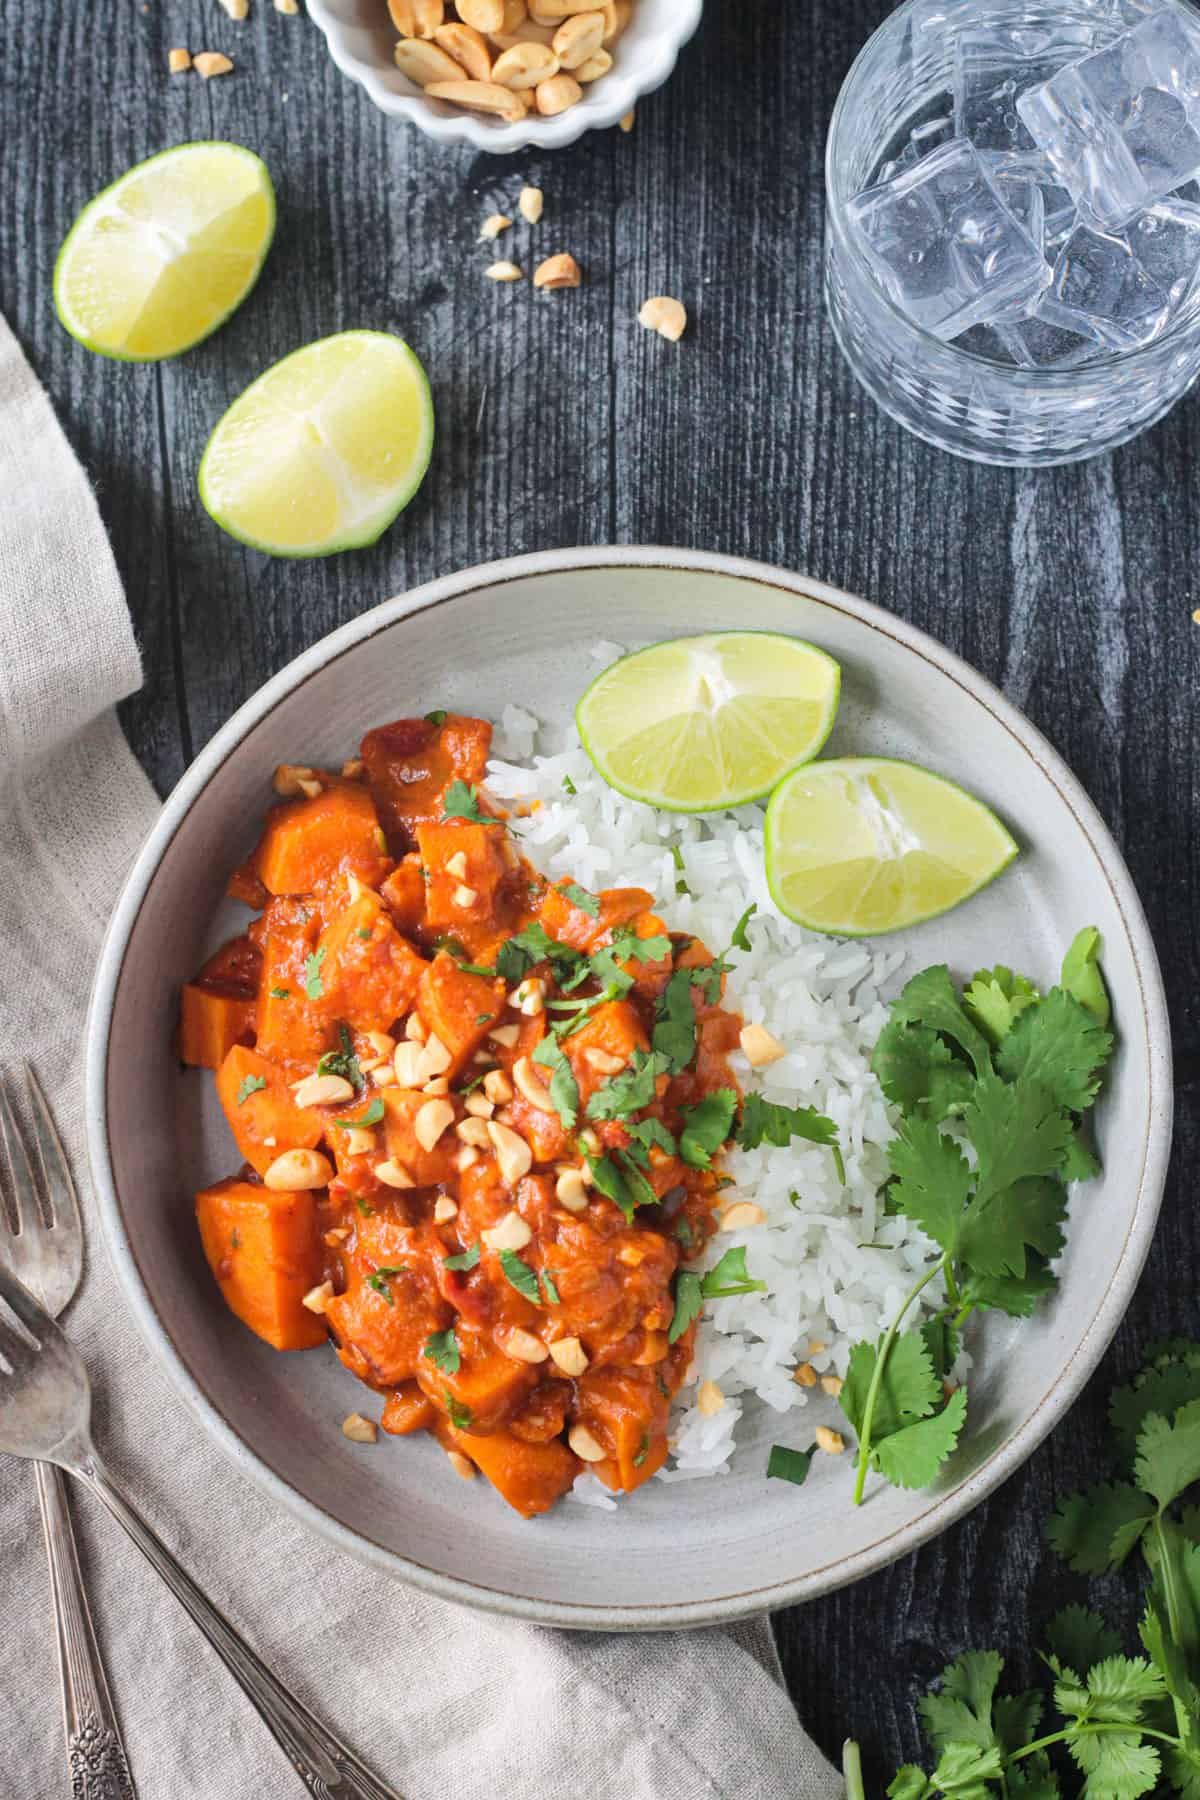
(305, 0, 702, 148)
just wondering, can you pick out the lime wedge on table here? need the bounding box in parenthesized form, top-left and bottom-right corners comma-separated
(198, 331, 435, 557)
(765, 757, 1018, 936)
(54, 143, 275, 361)
(576, 632, 841, 811)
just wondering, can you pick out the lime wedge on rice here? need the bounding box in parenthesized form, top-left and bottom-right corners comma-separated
(198, 331, 434, 557)
(54, 143, 275, 361)
(575, 632, 841, 811)
(764, 757, 1018, 936)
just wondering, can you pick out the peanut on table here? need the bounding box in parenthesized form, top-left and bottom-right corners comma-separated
(388, 0, 634, 124)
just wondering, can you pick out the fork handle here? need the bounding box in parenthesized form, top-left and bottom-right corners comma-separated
(71, 1455, 403, 1800)
(35, 1459, 138, 1799)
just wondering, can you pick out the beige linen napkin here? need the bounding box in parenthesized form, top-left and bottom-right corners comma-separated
(0, 311, 843, 1800)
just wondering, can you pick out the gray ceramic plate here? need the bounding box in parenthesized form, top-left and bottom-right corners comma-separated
(85, 548, 1172, 1630)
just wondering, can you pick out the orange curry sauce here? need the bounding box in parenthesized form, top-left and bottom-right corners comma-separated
(182, 713, 742, 1518)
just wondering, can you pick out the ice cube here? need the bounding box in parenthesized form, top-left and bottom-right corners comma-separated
(1042, 218, 1173, 346)
(955, 323, 1020, 362)
(1017, 7, 1200, 230)
(955, 23, 1098, 152)
(999, 310, 1104, 366)
(1128, 196, 1200, 308)
(988, 162, 1047, 243)
(848, 138, 1052, 338)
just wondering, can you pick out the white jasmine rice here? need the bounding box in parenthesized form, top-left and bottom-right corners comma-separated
(488, 701, 943, 1500)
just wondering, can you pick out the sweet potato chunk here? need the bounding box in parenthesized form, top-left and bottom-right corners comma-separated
(196, 1177, 327, 1351)
(180, 986, 255, 1069)
(328, 1256, 453, 1388)
(381, 1384, 437, 1436)
(416, 819, 508, 939)
(316, 893, 427, 1035)
(361, 714, 492, 851)
(382, 1088, 461, 1186)
(255, 783, 389, 897)
(577, 1366, 669, 1494)
(418, 1332, 540, 1433)
(447, 1425, 579, 1519)
(416, 952, 506, 1073)
(215, 1046, 324, 1176)
(564, 1000, 652, 1111)
(538, 884, 654, 953)
(380, 856, 427, 935)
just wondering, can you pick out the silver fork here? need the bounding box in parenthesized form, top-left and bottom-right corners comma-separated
(0, 1068, 137, 1799)
(0, 1080, 404, 1800)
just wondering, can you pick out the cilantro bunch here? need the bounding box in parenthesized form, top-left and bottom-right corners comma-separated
(846, 1341, 1200, 1800)
(841, 929, 1114, 1503)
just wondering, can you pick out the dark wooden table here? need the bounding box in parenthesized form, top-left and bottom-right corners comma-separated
(3, 0, 1196, 1786)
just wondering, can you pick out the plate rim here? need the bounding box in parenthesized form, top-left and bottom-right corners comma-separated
(84, 545, 1173, 1630)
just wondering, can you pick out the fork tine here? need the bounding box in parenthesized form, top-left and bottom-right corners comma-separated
(23, 1063, 79, 1233)
(0, 1256, 48, 1346)
(0, 1080, 38, 1234)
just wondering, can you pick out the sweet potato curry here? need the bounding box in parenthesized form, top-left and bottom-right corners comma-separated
(183, 712, 747, 1518)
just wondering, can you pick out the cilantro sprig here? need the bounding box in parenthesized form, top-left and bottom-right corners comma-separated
(317, 1024, 364, 1092)
(847, 1341, 1200, 1800)
(441, 780, 497, 826)
(843, 931, 1114, 1506)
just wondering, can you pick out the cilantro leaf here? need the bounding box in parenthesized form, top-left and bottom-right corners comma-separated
(927, 1740, 1004, 1795)
(441, 781, 495, 825)
(561, 772, 577, 795)
(922, 1316, 960, 1381)
(609, 927, 672, 965)
(587, 1153, 636, 1221)
(918, 1650, 1004, 1752)
(766, 1444, 814, 1487)
(587, 946, 635, 996)
(539, 1268, 561, 1306)
(729, 902, 757, 952)
(615, 1149, 657, 1212)
(1047, 1481, 1156, 1573)
(996, 988, 1113, 1117)
(560, 881, 600, 918)
(964, 1071, 1074, 1207)
(627, 1117, 678, 1159)
(701, 1246, 767, 1298)
(1061, 1123, 1102, 1184)
(842, 1331, 942, 1443)
(958, 1175, 1068, 1281)
(679, 1088, 738, 1168)
(424, 708, 448, 726)
(532, 1035, 580, 1130)
(668, 1270, 703, 1343)
(653, 969, 697, 1073)
(367, 1265, 406, 1305)
(889, 965, 994, 1076)
(957, 1259, 1059, 1319)
(443, 1391, 473, 1431)
(304, 947, 327, 1000)
(873, 1020, 975, 1121)
(496, 922, 584, 988)
(1061, 925, 1111, 1028)
(1045, 1605, 1124, 1678)
(585, 1049, 669, 1122)
(423, 1328, 461, 1374)
(1110, 1354, 1200, 1457)
(887, 1114, 975, 1257)
(444, 1245, 480, 1272)
(235, 1074, 267, 1106)
(317, 1024, 364, 1092)
(888, 1767, 934, 1800)
(337, 1097, 385, 1129)
(993, 1691, 1044, 1758)
(872, 1385, 967, 1489)
(498, 1250, 541, 1305)
(269, 985, 290, 999)
(1006, 1755, 1062, 1800)
(963, 965, 1040, 1046)
(1134, 1400, 1200, 1512)
(736, 1093, 840, 1152)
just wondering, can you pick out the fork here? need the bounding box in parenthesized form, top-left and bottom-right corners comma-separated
(0, 1069, 137, 1799)
(0, 1079, 404, 1800)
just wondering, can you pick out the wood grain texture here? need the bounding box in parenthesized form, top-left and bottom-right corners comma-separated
(3, 0, 1198, 1785)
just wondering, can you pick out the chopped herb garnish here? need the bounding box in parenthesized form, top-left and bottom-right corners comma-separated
(444, 1244, 481, 1272)
(586, 946, 635, 996)
(498, 1249, 541, 1305)
(736, 1093, 840, 1153)
(767, 1444, 815, 1488)
(627, 1117, 678, 1160)
(609, 927, 672, 966)
(454, 960, 498, 978)
(355, 1197, 376, 1218)
(444, 1391, 473, 1431)
(441, 780, 496, 825)
(678, 1088, 738, 1168)
(586, 1153, 636, 1222)
(632, 1431, 651, 1468)
(474, 1012, 495, 1026)
(674, 1216, 695, 1249)
(532, 1035, 581, 1130)
(337, 1097, 384, 1129)
(702, 1246, 768, 1299)
(668, 1271, 703, 1343)
(689, 903, 759, 1004)
(653, 968, 697, 1073)
(269, 985, 290, 1000)
(304, 947, 327, 1000)
(423, 1328, 461, 1374)
(616, 1149, 657, 1212)
(424, 708, 448, 726)
(235, 1074, 267, 1106)
(496, 922, 584, 987)
(356, 927, 373, 941)
(317, 1024, 364, 1092)
(671, 843, 689, 895)
(561, 881, 600, 918)
(585, 1049, 670, 1122)
(230, 1229, 241, 1250)
(539, 1268, 561, 1306)
(561, 773, 578, 795)
(367, 1265, 406, 1305)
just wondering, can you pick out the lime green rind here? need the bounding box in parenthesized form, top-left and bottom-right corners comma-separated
(763, 756, 1019, 938)
(53, 142, 276, 363)
(197, 330, 435, 559)
(575, 633, 842, 813)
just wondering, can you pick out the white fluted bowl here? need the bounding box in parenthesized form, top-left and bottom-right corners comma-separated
(305, 0, 703, 150)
